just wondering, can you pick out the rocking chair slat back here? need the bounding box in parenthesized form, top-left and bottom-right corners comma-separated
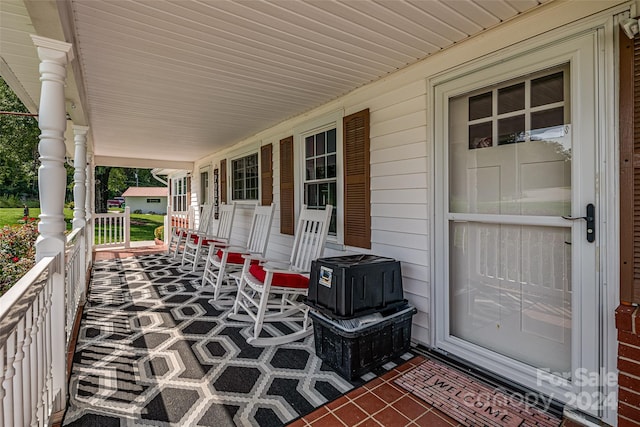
(216, 203, 236, 241)
(245, 204, 276, 254)
(290, 205, 333, 272)
(198, 203, 215, 234)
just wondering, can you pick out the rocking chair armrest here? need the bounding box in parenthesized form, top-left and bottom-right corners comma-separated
(261, 261, 307, 276)
(219, 245, 248, 253)
(241, 253, 269, 263)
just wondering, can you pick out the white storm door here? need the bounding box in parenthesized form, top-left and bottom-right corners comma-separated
(434, 32, 600, 414)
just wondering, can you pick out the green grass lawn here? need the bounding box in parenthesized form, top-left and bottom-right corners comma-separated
(0, 208, 164, 242)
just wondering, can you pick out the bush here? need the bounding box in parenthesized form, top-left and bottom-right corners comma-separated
(154, 225, 164, 241)
(0, 221, 39, 296)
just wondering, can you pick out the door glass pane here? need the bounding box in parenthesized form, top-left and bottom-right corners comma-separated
(469, 92, 492, 120)
(448, 66, 573, 375)
(450, 68, 571, 217)
(498, 83, 525, 114)
(449, 222, 572, 373)
(531, 72, 564, 107)
(497, 115, 525, 145)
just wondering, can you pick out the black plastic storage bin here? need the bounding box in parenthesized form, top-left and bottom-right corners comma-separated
(307, 255, 405, 319)
(310, 305, 416, 380)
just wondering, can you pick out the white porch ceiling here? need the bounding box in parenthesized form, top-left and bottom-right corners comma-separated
(2, 0, 550, 165)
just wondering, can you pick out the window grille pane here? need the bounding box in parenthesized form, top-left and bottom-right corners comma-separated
(316, 158, 326, 179)
(498, 83, 525, 114)
(327, 129, 336, 153)
(316, 132, 325, 155)
(531, 107, 564, 130)
(469, 122, 493, 149)
(306, 136, 314, 157)
(306, 159, 315, 180)
(469, 92, 492, 120)
(531, 72, 563, 107)
(327, 154, 336, 178)
(498, 115, 525, 145)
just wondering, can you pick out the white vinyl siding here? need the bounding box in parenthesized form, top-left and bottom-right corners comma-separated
(188, 4, 622, 349)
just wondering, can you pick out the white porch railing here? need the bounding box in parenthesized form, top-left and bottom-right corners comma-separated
(93, 206, 130, 249)
(0, 255, 61, 426)
(65, 227, 86, 347)
(0, 224, 91, 426)
(171, 209, 193, 230)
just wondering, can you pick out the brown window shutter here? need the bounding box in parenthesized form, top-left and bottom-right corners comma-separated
(220, 159, 227, 204)
(620, 28, 640, 304)
(280, 136, 295, 235)
(261, 143, 273, 206)
(343, 108, 371, 249)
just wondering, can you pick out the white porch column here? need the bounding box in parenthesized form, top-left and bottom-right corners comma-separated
(31, 35, 73, 263)
(72, 125, 88, 229)
(31, 35, 73, 413)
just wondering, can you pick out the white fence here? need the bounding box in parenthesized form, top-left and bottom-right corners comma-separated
(93, 207, 130, 249)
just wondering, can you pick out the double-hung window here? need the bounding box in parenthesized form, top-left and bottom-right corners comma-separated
(172, 176, 188, 212)
(232, 153, 258, 201)
(304, 128, 338, 234)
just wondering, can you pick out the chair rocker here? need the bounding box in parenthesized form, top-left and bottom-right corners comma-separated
(181, 203, 236, 272)
(228, 205, 332, 347)
(202, 203, 275, 304)
(167, 205, 204, 259)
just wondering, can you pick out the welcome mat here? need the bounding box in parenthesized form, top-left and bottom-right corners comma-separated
(394, 358, 562, 427)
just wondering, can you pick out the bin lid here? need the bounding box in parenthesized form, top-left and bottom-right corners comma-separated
(316, 254, 397, 267)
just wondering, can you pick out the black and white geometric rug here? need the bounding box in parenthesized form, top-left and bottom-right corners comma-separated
(63, 254, 413, 426)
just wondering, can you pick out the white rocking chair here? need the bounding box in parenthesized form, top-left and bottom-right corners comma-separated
(168, 205, 211, 259)
(181, 203, 236, 272)
(202, 203, 275, 303)
(228, 205, 333, 347)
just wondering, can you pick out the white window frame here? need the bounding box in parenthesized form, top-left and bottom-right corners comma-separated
(171, 174, 188, 212)
(228, 146, 260, 204)
(200, 166, 211, 205)
(295, 110, 344, 245)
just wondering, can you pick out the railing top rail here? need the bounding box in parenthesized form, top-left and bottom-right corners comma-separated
(0, 255, 56, 343)
(66, 226, 84, 245)
(94, 211, 126, 219)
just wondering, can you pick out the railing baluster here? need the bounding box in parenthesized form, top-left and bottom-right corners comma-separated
(13, 318, 25, 426)
(0, 344, 5, 425)
(23, 305, 33, 426)
(30, 295, 39, 427)
(44, 278, 53, 418)
(4, 331, 16, 427)
(35, 290, 45, 424)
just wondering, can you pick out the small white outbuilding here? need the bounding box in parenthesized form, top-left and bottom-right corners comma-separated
(122, 187, 168, 214)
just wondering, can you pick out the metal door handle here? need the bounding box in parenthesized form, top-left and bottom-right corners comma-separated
(562, 203, 595, 243)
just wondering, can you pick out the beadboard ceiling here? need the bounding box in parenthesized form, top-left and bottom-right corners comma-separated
(2, 0, 550, 166)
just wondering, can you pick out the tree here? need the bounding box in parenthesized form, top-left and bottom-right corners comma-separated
(95, 166, 111, 213)
(0, 77, 40, 201)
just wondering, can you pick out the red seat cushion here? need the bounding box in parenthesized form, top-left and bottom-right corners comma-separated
(216, 249, 247, 265)
(248, 264, 309, 289)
